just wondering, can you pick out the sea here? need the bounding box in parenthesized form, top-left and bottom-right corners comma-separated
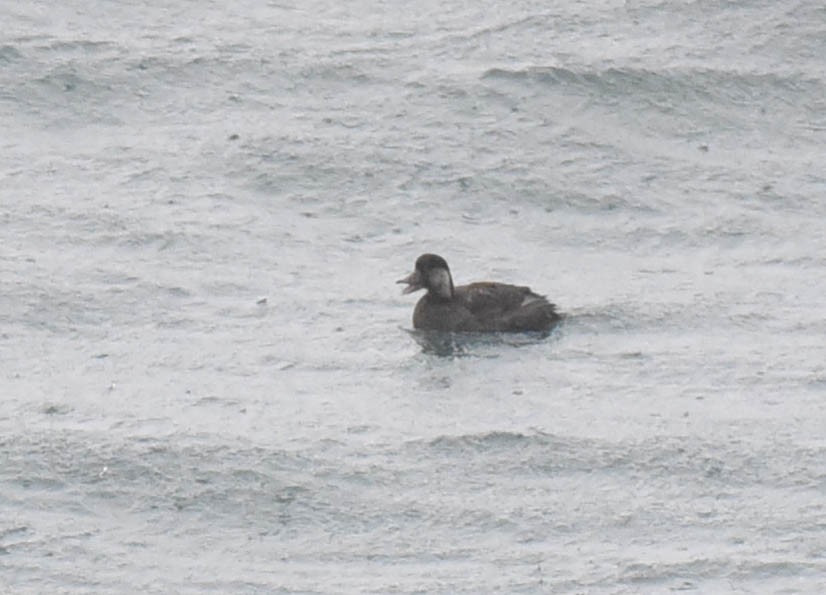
(2, 0, 826, 592)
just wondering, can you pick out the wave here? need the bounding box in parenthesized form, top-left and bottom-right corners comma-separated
(0, 44, 23, 63)
(482, 64, 824, 107)
(417, 429, 826, 489)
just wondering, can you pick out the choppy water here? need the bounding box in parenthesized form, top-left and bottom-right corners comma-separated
(3, 1, 826, 592)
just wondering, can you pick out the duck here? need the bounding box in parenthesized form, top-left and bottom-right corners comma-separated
(397, 253, 561, 332)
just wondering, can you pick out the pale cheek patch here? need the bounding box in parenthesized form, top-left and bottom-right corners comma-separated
(429, 268, 453, 298)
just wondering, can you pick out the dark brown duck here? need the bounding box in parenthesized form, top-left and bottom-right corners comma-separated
(398, 254, 561, 332)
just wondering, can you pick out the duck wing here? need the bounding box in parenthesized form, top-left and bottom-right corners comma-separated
(455, 282, 560, 332)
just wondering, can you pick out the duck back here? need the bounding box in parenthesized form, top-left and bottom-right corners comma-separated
(456, 282, 560, 332)
(413, 282, 560, 332)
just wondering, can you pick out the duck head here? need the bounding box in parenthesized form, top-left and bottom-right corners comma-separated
(397, 253, 454, 300)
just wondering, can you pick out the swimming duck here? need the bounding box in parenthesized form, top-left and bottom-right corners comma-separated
(397, 254, 561, 332)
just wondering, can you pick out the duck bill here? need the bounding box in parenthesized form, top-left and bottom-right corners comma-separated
(397, 271, 423, 294)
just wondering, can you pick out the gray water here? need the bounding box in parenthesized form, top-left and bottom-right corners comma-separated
(3, 0, 826, 592)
